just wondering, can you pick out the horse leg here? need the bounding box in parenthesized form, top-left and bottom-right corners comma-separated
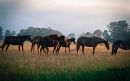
(58, 46, 61, 53)
(31, 43, 34, 52)
(76, 44, 80, 54)
(93, 46, 96, 55)
(19, 45, 20, 51)
(114, 47, 118, 55)
(56, 46, 59, 53)
(40, 46, 45, 55)
(43, 48, 46, 54)
(52, 46, 56, 54)
(112, 44, 115, 55)
(1, 43, 6, 51)
(37, 44, 40, 53)
(65, 47, 66, 54)
(46, 47, 49, 54)
(82, 45, 85, 55)
(21, 44, 24, 51)
(6, 44, 10, 51)
(40, 47, 42, 55)
(68, 46, 71, 53)
(112, 44, 117, 55)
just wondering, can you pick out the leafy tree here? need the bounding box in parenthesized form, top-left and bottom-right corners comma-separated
(18, 27, 62, 38)
(4, 30, 16, 37)
(93, 29, 103, 38)
(80, 32, 93, 37)
(0, 27, 4, 40)
(67, 33, 75, 39)
(103, 30, 112, 42)
(11, 31, 16, 36)
(107, 20, 129, 40)
(4, 30, 11, 36)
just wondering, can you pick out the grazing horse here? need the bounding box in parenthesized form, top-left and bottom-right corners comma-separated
(112, 39, 130, 55)
(31, 36, 41, 52)
(39, 37, 59, 54)
(31, 34, 59, 53)
(57, 36, 76, 54)
(77, 36, 109, 55)
(0, 35, 31, 51)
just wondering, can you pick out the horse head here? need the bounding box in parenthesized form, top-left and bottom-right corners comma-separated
(25, 35, 32, 42)
(58, 35, 65, 41)
(104, 41, 109, 50)
(70, 38, 76, 44)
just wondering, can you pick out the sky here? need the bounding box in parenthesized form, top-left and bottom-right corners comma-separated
(0, 0, 130, 36)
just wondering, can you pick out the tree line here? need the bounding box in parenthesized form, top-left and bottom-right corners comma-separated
(0, 20, 130, 42)
(80, 20, 130, 42)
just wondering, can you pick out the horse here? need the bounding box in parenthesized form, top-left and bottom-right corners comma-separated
(0, 35, 31, 51)
(76, 36, 109, 55)
(31, 34, 59, 53)
(112, 39, 130, 55)
(31, 36, 41, 52)
(57, 36, 76, 54)
(39, 37, 59, 54)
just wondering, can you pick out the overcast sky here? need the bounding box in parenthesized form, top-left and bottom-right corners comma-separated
(0, 0, 130, 36)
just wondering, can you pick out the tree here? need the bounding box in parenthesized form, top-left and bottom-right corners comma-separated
(80, 32, 93, 37)
(0, 27, 4, 40)
(67, 33, 75, 39)
(103, 30, 112, 42)
(4, 30, 11, 36)
(93, 29, 103, 38)
(107, 20, 129, 40)
(4, 30, 16, 37)
(11, 31, 16, 36)
(85, 32, 93, 37)
(18, 27, 62, 38)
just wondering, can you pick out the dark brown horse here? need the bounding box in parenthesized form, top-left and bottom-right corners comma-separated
(39, 37, 59, 54)
(31, 34, 59, 53)
(57, 36, 76, 54)
(112, 39, 130, 55)
(0, 35, 31, 51)
(77, 36, 109, 55)
(31, 36, 41, 52)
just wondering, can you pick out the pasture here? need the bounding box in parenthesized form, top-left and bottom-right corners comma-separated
(0, 42, 130, 81)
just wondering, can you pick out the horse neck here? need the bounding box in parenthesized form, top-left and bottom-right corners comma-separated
(23, 37, 31, 42)
(96, 38, 106, 44)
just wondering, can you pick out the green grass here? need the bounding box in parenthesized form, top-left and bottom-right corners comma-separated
(0, 54, 130, 81)
(0, 63, 130, 81)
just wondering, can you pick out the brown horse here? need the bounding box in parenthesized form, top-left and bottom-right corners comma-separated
(39, 37, 59, 54)
(0, 35, 31, 51)
(31, 34, 58, 52)
(31, 36, 41, 52)
(57, 36, 76, 54)
(77, 36, 109, 55)
(112, 39, 130, 55)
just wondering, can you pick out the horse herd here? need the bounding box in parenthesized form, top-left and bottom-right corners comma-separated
(0, 34, 130, 55)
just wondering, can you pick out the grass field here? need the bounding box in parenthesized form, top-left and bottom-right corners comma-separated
(0, 42, 130, 81)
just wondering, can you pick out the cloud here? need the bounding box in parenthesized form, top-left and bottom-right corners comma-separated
(0, 0, 129, 34)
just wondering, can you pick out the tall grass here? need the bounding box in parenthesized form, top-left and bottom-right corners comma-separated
(0, 43, 130, 81)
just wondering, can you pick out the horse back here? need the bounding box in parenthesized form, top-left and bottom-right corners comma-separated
(113, 40, 130, 50)
(4, 36, 26, 45)
(77, 37, 96, 46)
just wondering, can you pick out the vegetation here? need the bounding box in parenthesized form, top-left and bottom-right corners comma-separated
(0, 43, 130, 81)
(18, 27, 62, 38)
(107, 20, 130, 41)
(0, 27, 4, 40)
